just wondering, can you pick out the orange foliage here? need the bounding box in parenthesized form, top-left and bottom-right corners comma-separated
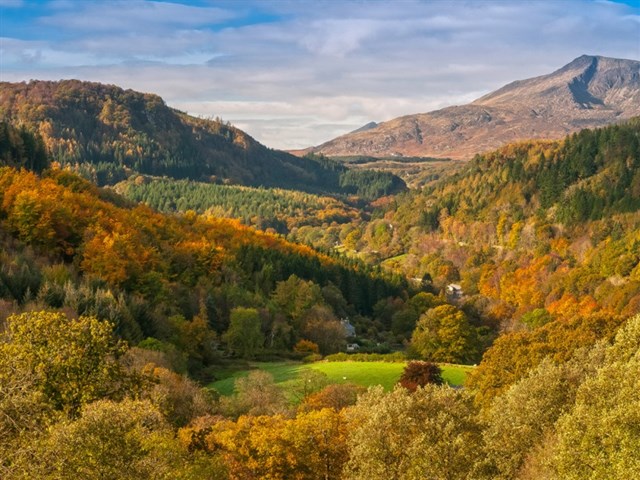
(499, 256, 559, 312)
(467, 311, 624, 408)
(179, 410, 349, 480)
(0, 167, 336, 293)
(547, 293, 601, 319)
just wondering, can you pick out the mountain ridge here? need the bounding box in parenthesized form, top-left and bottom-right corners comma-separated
(306, 55, 640, 160)
(0, 79, 405, 198)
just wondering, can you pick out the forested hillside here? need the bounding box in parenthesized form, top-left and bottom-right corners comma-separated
(2, 114, 639, 480)
(0, 121, 412, 354)
(341, 118, 640, 400)
(0, 80, 405, 197)
(348, 118, 640, 311)
(114, 176, 363, 234)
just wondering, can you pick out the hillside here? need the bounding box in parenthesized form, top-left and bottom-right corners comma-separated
(346, 118, 640, 319)
(308, 55, 640, 159)
(0, 121, 413, 351)
(0, 80, 405, 197)
(114, 176, 363, 235)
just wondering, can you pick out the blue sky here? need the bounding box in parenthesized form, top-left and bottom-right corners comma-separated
(1, 0, 639, 149)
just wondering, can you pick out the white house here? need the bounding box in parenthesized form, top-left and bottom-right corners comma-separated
(446, 283, 463, 298)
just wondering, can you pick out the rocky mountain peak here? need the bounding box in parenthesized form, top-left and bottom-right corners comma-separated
(308, 55, 640, 160)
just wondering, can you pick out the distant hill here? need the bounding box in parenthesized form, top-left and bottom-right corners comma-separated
(350, 121, 379, 134)
(0, 80, 404, 197)
(308, 55, 640, 159)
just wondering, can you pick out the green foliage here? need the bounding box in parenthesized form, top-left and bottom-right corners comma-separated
(0, 311, 138, 416)
(223, 307, 264, 359)
(270, 275, 325, 323)
(410, 304, 480, 364)
(116, 176, 361, 234)
(0, 121, 49, 173)
(520, 308, 553, 329)
(324, 352, 406, 362)
(338, 167, 407, 199)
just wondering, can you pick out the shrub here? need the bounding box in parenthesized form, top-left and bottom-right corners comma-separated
(325, 352, 406, 362)
(294, 339, 320, 354)
(302, 353, 323, 363)
(398, 361, 444, 392)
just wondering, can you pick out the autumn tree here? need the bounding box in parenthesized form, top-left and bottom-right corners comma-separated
(294, 339, 320, 355)
(410, 304, 479, 364)
(345, 385, 483, 480)
(548, 314, 640, 479)
(301, 305, 347, 354)
(220, 370, 287, 417)
(9, 399, 224, 480)
(143, 366, 216, 428)
(480, 345, 607, 479)
(199, 408, 348, 480)
(0, 311, 138, 417)
(300, 383, 365, 412)
(168, 310, 219, 372)
(282, 408, 349, 479)
(467, 312, 624, 408)
(270, 274, 324, 326)
(398, 361, 444, 392)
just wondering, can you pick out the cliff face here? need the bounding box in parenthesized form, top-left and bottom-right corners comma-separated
(309, 55, 640, 160)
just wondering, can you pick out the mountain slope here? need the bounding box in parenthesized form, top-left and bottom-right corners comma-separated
(349, 118, 640, 315)
(0, 80, 404, 196)
(309, 55, 640, 159)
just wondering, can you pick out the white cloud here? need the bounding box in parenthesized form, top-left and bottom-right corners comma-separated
(1, 0, 639, 149)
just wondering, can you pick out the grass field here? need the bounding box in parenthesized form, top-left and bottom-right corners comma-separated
(208, 361, 474, 396)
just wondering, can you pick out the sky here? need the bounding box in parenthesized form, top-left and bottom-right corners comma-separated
(1, 0, 639, 150)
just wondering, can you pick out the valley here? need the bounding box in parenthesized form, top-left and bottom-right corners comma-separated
(1, 5, 639, 475)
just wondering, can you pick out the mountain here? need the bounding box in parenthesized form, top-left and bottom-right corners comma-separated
(308, 55, 640, 160)
(350, 121, 379, 134)
(0, 80, 404, 197)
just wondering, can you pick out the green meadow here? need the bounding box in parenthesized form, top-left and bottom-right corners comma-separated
(208, 361, 474, 396)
